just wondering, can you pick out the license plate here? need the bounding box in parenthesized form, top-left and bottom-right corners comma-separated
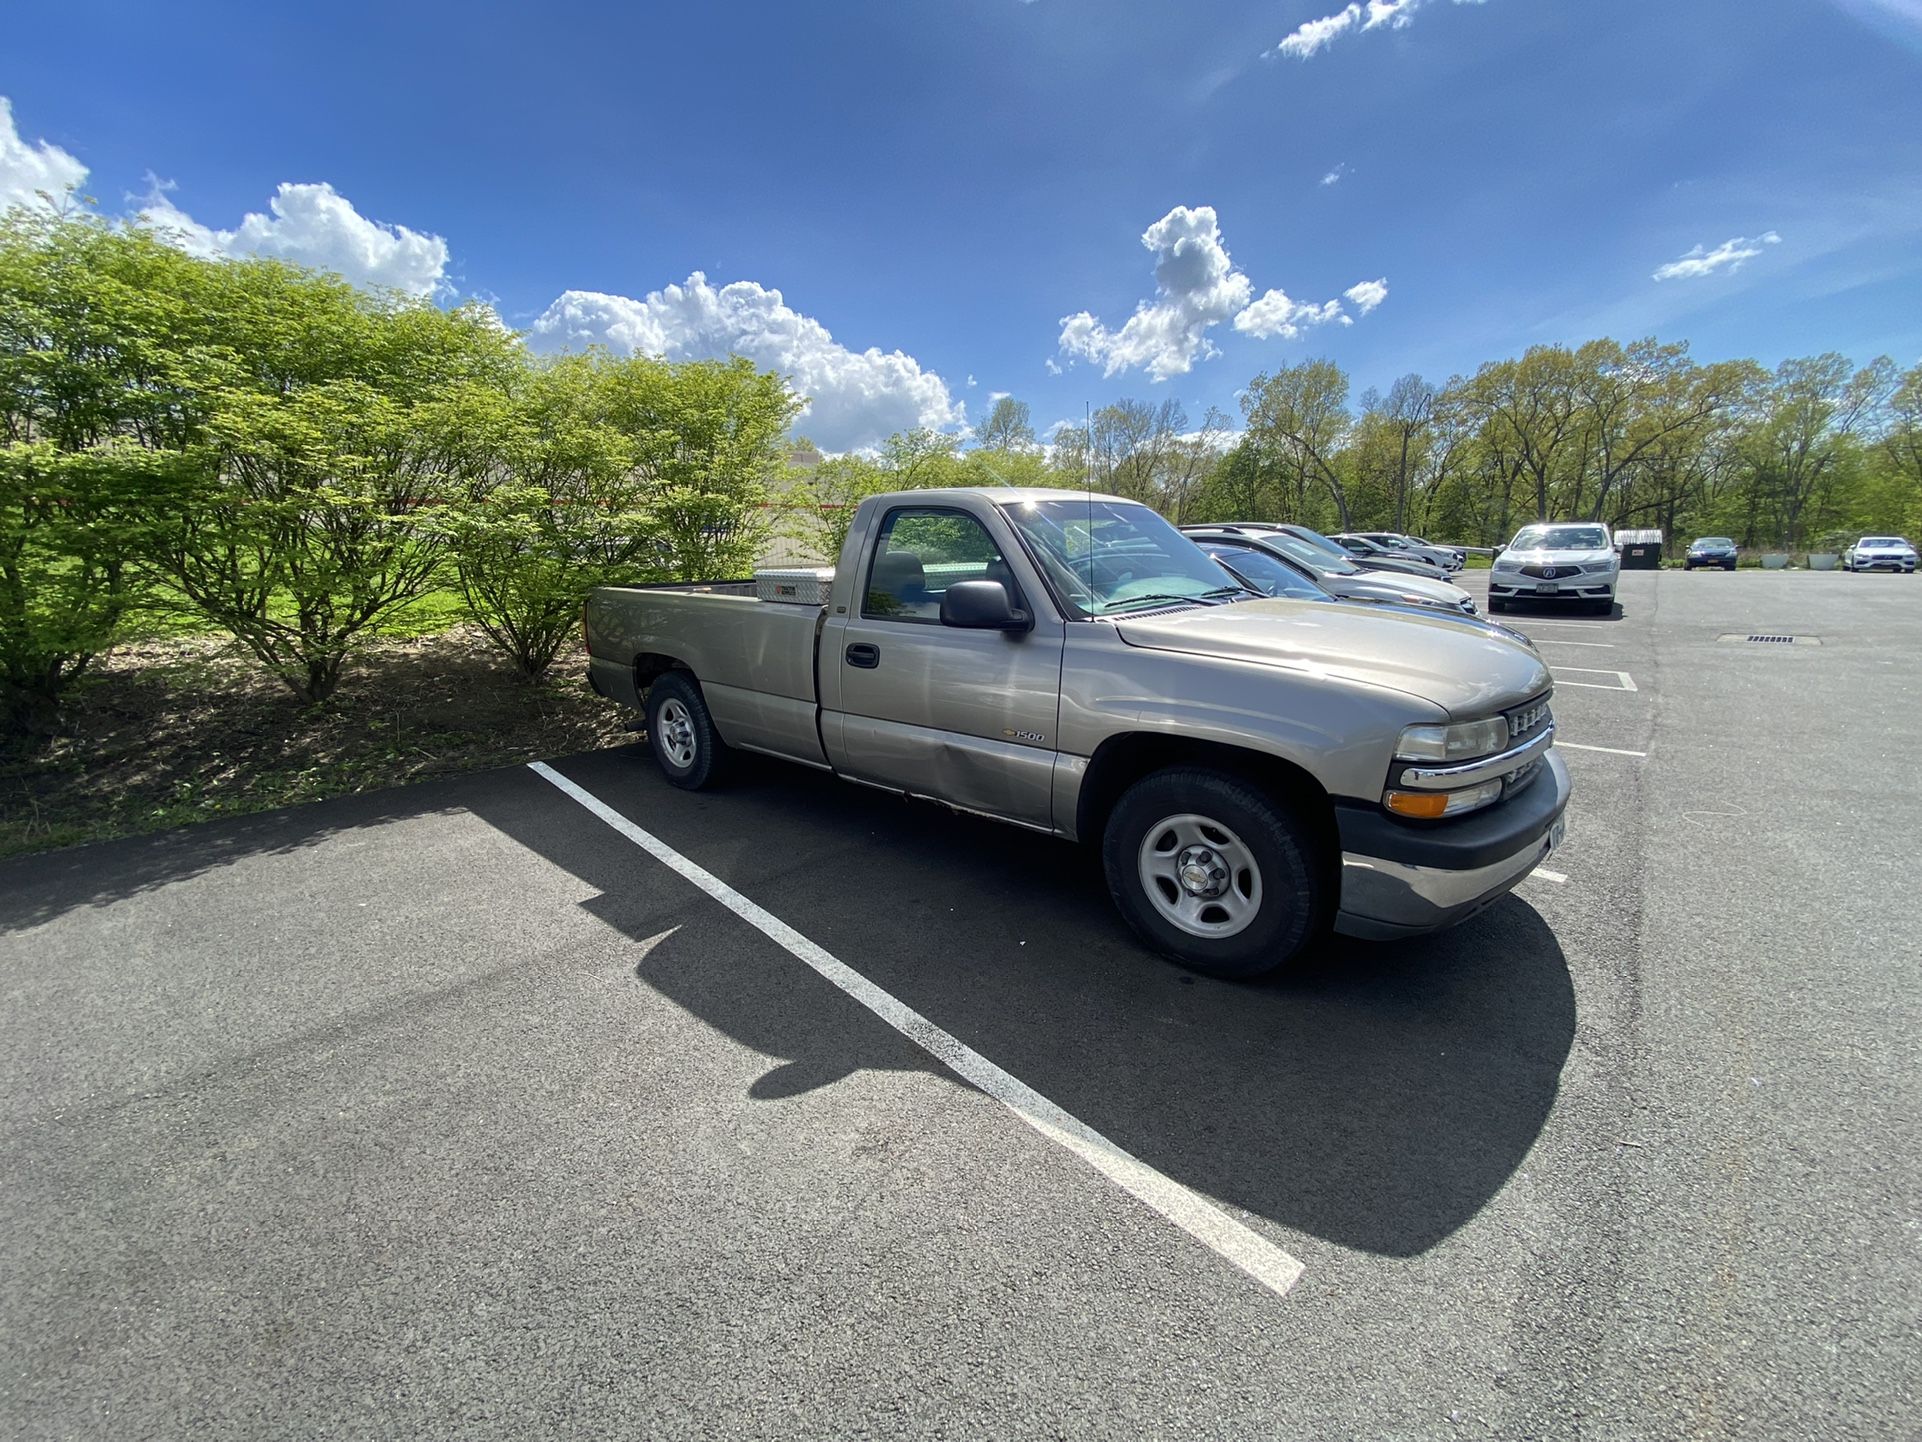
(1534, 582, 1559, 593)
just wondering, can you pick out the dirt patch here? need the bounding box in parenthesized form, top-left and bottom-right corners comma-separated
(1, 628, 636, 859)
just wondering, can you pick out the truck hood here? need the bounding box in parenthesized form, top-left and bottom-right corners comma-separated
(1113, 599, 1552, 719)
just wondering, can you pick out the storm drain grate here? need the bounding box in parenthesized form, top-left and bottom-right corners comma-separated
(1717, 633, 1822, 645)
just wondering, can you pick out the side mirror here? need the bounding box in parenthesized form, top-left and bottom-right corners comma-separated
(940, 580, 1031, 632)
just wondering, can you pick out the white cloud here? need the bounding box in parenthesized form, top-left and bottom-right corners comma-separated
(1059, 205, 1387, 374)
(1651, 231, 1782, 281)
(530, 273, 961, 453)
(967, 373, 978, 387)
(0, 97, 88, 212)
(1344, 277, 1389, 313)
(1279, 4, 1363, 57)
(1321, 163, 1348, 186)
(1232, 289, 1350, 340)
(133, 179, 450, 297)
(1056, 205, 1254, 381)
(1275, 0, 1487, 59)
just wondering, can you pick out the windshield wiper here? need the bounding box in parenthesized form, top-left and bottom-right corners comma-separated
(1099, 592, 1213, 614)
(1101, 586, 1250, 614)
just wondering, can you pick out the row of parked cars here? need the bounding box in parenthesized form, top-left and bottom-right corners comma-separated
(1686, 535, 1918, 571)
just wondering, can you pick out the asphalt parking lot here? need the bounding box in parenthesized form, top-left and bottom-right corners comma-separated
(3, 570, 1919, 1440)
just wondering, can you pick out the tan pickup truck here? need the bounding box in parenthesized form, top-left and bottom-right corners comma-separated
(585, 488, 1568, 977)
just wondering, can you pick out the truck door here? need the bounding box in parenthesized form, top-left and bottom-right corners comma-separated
(820, 504, 1066, 829)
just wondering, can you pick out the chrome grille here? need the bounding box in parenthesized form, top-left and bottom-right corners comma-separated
(1505, 694, 1554, 743)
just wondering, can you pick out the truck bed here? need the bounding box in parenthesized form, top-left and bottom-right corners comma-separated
(585, 582, 827, 766)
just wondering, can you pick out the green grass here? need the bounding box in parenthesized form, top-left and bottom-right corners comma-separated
(122, 584, 473, 643)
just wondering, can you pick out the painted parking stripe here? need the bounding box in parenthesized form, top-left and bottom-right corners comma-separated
(1532, 638, 1616, 648)
(1557, 741, 1648, 757)
(1525, 867, 1568, 884)
(1553, 667, 1638, 691)
(528, 761, 1306, 1299)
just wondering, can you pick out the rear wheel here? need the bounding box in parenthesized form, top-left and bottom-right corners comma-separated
(1101, 767, 1326, 979)
(645, 671, 727, 790)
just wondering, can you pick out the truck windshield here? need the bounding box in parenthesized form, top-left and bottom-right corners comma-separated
(1002, 499, 1246, 617)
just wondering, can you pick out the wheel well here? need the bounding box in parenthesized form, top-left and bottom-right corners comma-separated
(633, 652, 689, 689)
(1077, 734, 1337, 859)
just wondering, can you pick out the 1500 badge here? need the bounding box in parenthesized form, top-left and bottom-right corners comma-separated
(1003, 728, 1046, 744)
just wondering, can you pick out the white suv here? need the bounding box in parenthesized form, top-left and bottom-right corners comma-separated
(1489, 522, 1620, 615)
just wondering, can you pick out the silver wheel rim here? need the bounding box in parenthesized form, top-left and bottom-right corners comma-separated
(1137, 812, 1263, 939)
(657, 697, 698, 769)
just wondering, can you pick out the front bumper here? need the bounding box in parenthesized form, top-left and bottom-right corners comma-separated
(1332, 749, 1571, 940)
(1489, 572, 1615, 601)
(1855, 557, 1917, 572)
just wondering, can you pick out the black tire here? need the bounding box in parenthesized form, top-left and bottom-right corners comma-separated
(1724, 560, 1736, 571)
(1488, 596, 1508, 613)
(1101, 767, 1326, 980)
(1590, 596, 1614, 615)
(645, 671, 727, 790)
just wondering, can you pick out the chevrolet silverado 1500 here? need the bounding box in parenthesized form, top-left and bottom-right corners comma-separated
(585, 488, 1569, 977)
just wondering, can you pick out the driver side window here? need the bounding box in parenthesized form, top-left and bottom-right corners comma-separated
(862, 507, 1019, 623)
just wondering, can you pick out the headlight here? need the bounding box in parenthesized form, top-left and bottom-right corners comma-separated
(1493, 557, 1520, 571)
(1383, 779, 1504, 819)
(1395, 717, 1510, 763)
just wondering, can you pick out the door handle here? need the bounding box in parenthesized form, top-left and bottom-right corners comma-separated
(845, 642, 880, 669)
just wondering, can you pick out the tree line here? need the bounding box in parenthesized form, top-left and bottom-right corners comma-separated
(886, 341, 1917, 555)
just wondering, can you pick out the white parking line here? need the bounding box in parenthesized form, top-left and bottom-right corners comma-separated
(527, 761, 1306, 1300)
(1525, 867, 1568, 884)
(1557, 742, 1648, 757)
(1553, 667, 1638, 691)
(1532, 638, 1616, 648)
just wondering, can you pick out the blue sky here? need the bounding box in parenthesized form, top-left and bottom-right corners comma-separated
(5, 0, 1920, 449)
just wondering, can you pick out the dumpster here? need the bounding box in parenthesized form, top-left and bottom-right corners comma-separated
(1617, 528, 1664, 569)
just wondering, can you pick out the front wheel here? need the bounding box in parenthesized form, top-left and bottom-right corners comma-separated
(1101, 767, 1327, 979)
(645, 671, 727, 790)
(1488, 596, 1508, 613)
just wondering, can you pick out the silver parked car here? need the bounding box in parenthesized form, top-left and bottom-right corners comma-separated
(1217, 522, 1454, 583)
(1345, 531, 1466, 573)
(1181, 526, 1479, 615)
(1841, 536, 1918, 572)
(1489, 522, 1621, 615)
(1191, 534, 1533, 648)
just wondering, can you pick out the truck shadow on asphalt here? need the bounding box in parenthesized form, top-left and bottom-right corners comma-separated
(0, 743, 1576, 1262)
(484, 745, 1577, 1262)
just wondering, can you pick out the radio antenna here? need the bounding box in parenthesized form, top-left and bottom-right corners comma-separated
(1085, 401, 1094, 600)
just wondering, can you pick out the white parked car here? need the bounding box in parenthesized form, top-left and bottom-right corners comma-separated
(1489, 522, 1620, 615)
(1841, 536, 1918, 573)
